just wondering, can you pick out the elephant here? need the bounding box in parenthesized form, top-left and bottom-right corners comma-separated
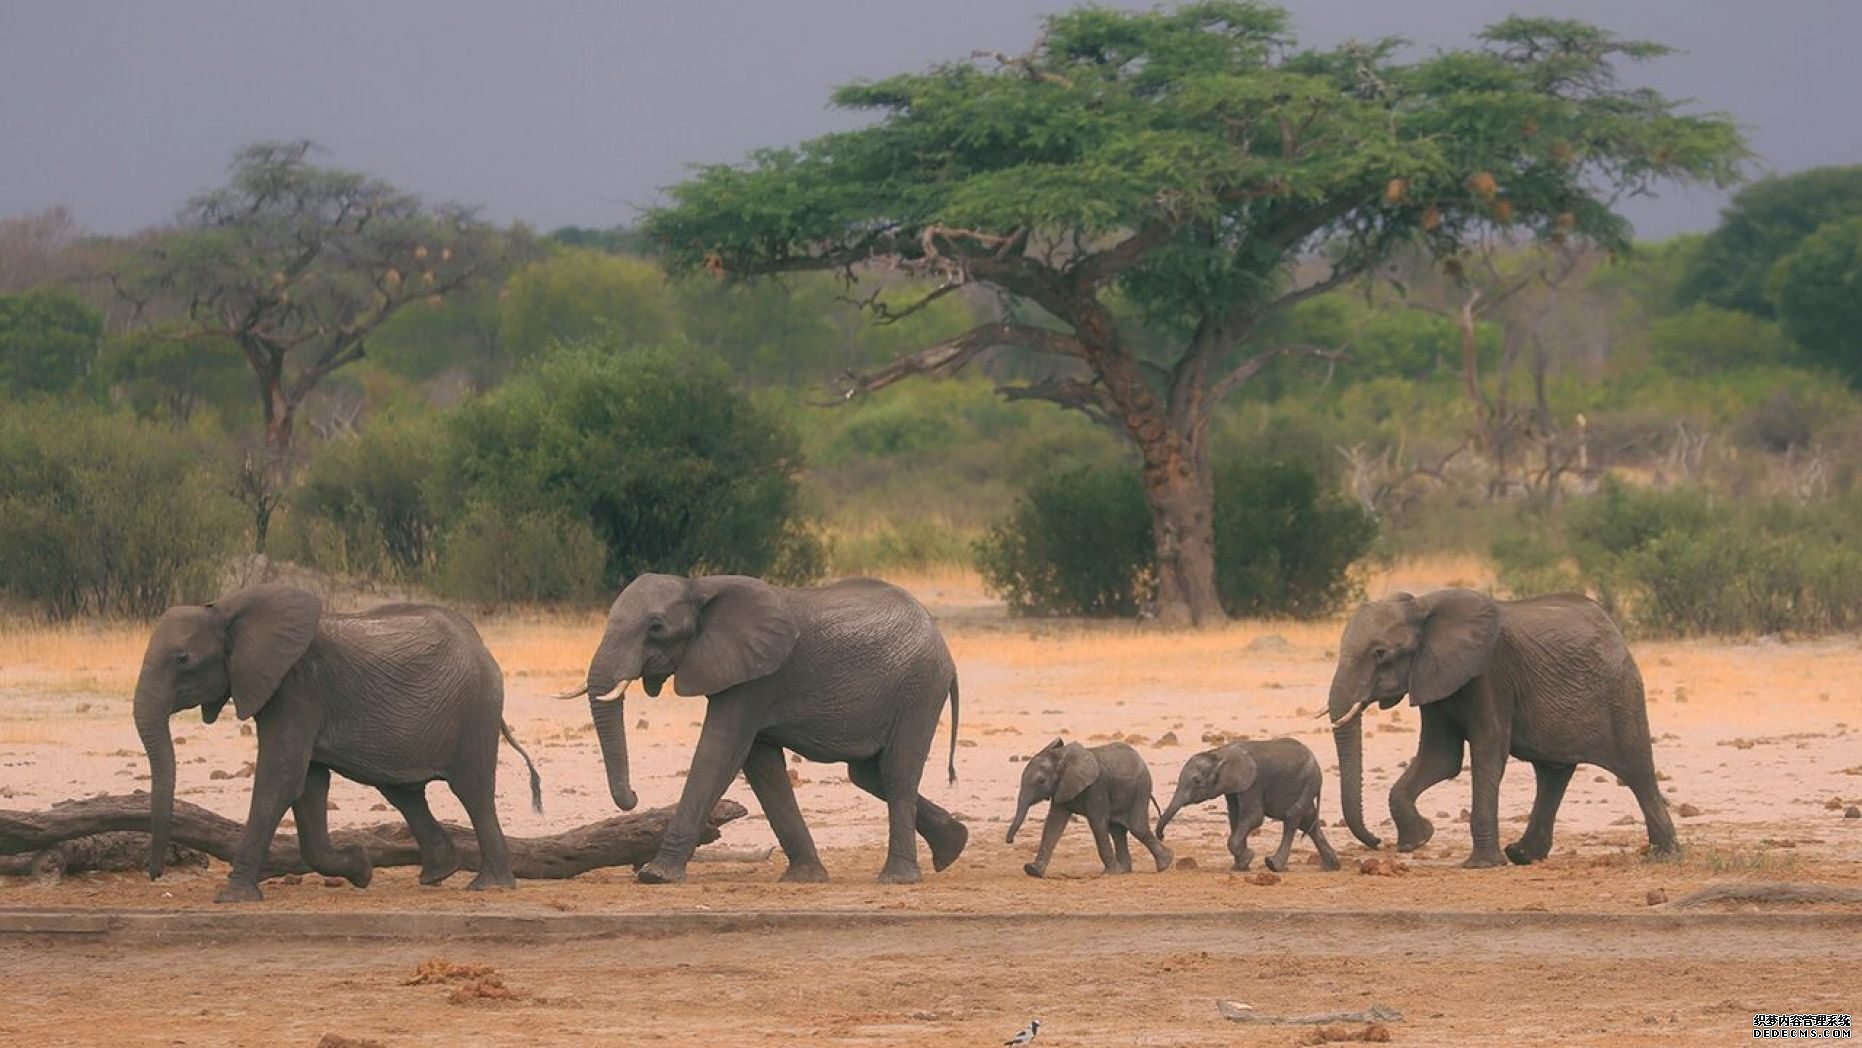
(1156, 738, 1340, 872)
(564, 573, 966, 885)
(134, 585, 541, 903)
(1326, 588, 1677, 868)
(1006, 739, 1173, 878)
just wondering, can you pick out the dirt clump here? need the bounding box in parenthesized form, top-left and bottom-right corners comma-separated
(405, 958, 496, 986)
(1249, 871, 1281, 886)
(1358, 858, 1409, 877)
(1298, 1023, 1393, 1044)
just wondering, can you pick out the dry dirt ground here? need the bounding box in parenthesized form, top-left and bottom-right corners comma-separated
(3, 561, 1860, 1045)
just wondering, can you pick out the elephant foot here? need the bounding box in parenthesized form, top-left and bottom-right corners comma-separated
(876, 858, 922, 884)
(343, 847, 374, 889)
(636, 859, 688, 885)
(465, 871, 516, 891)
(1395, 819, 1434, 852)
(1231, 853, 1253, 871)
(927, 820, 968, 872)
(1645, 840, 1683, 862)
(418, 854, 461, 886)
(779, 861, 830, 884)
(1022, 862, 1047, 879)
(1102, 865, 1129, 876)
(1154, 847, 1174, 873)
(1318, 856, 1342, 872)
(214, 880, 264, 904)
(1461, 849, 1507, 869)
(1263, 855, 1287, 873)
(1504, 840, 1548, 866)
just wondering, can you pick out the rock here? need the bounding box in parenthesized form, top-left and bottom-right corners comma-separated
(1358, 857, 1407, 877)
(1200, 731, 1229, 745)
(240, 724, 254, 737)
(322, 876, 346, 888)
(1676, 803, 1702, 818)
(1646, 888, 1668, 906)
(1176, 856, 1198, 870)
(1245, 634, 1290, 653)
(1846, 806, 1860, 819)
(1594, 775, 1607, 783)
(1826, 797, 1847, 810)
(635, 718, 649, 730)
(370, 803, 388, 812)
(326, 800, 339, 811)
(1249, 871, 1280, 886)
(1155, 731, 1179, 747)
(786, 768, 806, 787)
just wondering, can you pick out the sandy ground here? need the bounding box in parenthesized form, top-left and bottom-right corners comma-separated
(3, 561, 1861, 1044)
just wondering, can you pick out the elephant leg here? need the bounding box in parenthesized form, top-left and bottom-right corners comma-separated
(291, 765, 371, 887)
(1227, 796, 1264, 871)
(1506, 762, 1576, 865)
(1111, 823, 1133, 873)
(640, 701, 760, 885)
(875, 744, 929, 884)
(1390, 712, 1464, 852)
(378, 783, 458, 885)
(448, 770, 515, 891)
(1087, 812, 1120, 875)
(1128, 817, 1173, 872)
(742, 741, 827, 883)
(1264, 813, 1300, 873)
(1025, 805, 1072, 878)
(1462, 730, 1510, 868)
(1303, 806, 1342, 871)
(217, 712, 317, 903)
(1618, 757, 1679, 858)
(846, 760, 968, 872)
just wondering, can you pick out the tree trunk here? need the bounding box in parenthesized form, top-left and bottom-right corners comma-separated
(0, 794, 749, 881)
(1138, 432, 1226, 628)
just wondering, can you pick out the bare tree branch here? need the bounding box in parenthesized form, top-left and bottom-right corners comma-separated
(997, 375, 1124, 431)
(1203, 343, 1349, 418)
(818, 321, 1087, 404)
(1067, 218, 1175, 287)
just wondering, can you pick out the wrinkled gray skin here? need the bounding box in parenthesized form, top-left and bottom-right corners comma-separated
(1007, 740, 1173, 878)
(1328, 589, 1676, 868)
(1156, 738, 1340, 873)
(580, 574, 966, 885)
(134, 585, 540, 903)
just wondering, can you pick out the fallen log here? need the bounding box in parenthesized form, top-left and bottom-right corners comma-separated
(0, 831, 210, 884)
(0, 794, 747, 881)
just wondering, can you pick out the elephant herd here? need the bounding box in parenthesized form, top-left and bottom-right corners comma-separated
(131, 574, 1677, 902)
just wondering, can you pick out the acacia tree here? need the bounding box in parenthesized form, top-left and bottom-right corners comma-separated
(644, 2, 1744, 625)
(123, 141, 531, 547)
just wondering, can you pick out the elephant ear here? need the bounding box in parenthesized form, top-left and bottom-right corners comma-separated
(212, 585, 322, 721)
(675, 576, 800, 697)
(1054, 743, 1101, 804)
(1215, 749, 1257, 796)
(1410, 588, 1500, 706)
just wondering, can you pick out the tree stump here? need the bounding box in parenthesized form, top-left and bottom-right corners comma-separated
(0, 794, 747, 881)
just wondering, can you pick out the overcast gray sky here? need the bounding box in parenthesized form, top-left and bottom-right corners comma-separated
(3, 1, 1858, 240)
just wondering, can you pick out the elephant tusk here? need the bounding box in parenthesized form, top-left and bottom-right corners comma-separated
(591, 680, 630, 703)
(551, 684, 589, 700)
(1330, 699, 1371, 730)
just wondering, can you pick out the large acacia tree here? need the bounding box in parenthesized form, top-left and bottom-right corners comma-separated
(645, 3, 1745, 625)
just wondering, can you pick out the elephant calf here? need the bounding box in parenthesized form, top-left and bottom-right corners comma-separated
(1157, 738, 1340, 873)
(1007, 739, 1172, 878)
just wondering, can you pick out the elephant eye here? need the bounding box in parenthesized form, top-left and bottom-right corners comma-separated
(647, 618, 668, 637)
(174, 651, 191, 665)
(1372, 646, 1389, 661)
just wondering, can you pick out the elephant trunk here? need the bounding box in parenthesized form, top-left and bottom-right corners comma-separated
(1156, 784, 1192, 839)
(1005, 789, 1037, 844)
(1330, 655, 1383, 850)
(590, 695, 638, 812)
(133, 675, 176, 879)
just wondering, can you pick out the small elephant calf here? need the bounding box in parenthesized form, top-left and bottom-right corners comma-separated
(1157, 738, 1340, 873)
(1007, 739, 1173, 878)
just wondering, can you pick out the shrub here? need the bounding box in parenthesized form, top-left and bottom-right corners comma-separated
(974, 466, 1154, 617)
(1492, 479, 1862, 636)
(448, 342, 822, 588)
(0, 405, 241, 618)
(1212, 461, 1378, 618)
(976, 460, 1378, 618)
(285, 415, 447, 581)
(0, 289, 102, 398)
(430, 503, 607, 604)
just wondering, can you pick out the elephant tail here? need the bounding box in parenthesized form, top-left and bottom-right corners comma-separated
(501, 720, 544, 815)
(1150, 794, 1162, 819)
(946, 674, 960, 785)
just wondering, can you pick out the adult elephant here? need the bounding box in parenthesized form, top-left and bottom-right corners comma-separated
(1326, 589, 1676, 868)
(562, 573, 966, 885)
(134, 585, 541, 902)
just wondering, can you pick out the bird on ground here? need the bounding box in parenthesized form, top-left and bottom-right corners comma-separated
(1004, 1018, 1040, 1045)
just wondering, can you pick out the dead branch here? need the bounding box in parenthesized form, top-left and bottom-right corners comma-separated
(0, 794, 748, 881)
(819, 322, 1087, 404)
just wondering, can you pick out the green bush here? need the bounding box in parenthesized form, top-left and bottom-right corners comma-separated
(1212, 461, 1378, 618)
(974, 465, 1154, 617)
(976, 460, 1377, 618)
(430, 502, 607, 604)
(448, 341, 822, 587)
(830, 518, 974, 576)
(0, 405, 241, 618)
(285, 415, 447, 581)
(0, 289, 102, 398)
(1492, 480, 1862, 636)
